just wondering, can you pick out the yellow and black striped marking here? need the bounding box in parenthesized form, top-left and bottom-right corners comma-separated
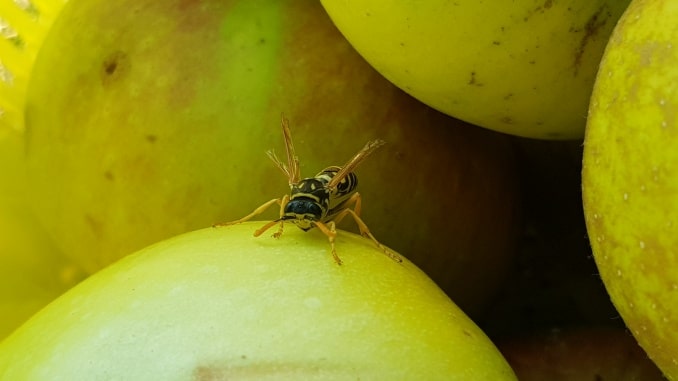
(214, 115, 402, 265)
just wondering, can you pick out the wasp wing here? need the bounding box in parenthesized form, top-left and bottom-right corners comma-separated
(327, 139, 385, 190)
(267, 115, 301, 185)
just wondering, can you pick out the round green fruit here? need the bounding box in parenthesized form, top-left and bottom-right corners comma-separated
(25, 0, 520, 313)
(0, 223, 517, 380)
(582, 0, 678, 378)
(320, 0, 630, 139)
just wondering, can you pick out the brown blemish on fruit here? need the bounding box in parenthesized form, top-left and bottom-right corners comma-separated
(523, 0, 555, 22)
(573, 6, 610, 76)
(104, 170, 115, 181)
(192, 362, 343, 380)
(468, 71, 483, 86)
(101, 50, 129, 86)
(145, 134, 158, 143)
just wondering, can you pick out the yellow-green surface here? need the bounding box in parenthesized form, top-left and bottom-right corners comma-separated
(320, 0, 630, 139)
(0, 126, 82, 341)
(582, 0, 678, 379)
(0, 223, 517, 380)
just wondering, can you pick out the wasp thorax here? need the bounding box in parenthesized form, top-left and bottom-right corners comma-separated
(292, 178, 330, 194)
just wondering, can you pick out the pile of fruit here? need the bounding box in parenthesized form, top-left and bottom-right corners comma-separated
(0, 0, 675, 379)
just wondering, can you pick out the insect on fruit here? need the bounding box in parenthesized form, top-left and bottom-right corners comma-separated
(214, 115, 402, 265)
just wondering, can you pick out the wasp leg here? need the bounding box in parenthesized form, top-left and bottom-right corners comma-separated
(213, 198, 281, 227)
(313, 221, 342, 265)
(330, 193, 402, 263)
(330, 192, 369, 224)
(254, 194, 290, 238)
(213, 196, 288, 239)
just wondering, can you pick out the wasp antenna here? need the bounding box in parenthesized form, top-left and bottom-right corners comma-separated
(266, 149, 291, 179)
(280, 114, 301, 184)
(328, 138, 386, 190)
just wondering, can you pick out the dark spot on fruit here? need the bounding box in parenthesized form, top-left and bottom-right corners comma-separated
(104, 170, 115, 181)
(101, 51, 129, 85)
(501, 116, 514, 124)
(573, 6, 610, 75)
(468, 71, 483, 86)
(104, 62, 117, 75)
(145, 134, 158, 143)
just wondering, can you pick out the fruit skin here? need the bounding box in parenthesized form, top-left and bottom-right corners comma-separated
(25, 0, 520, 313)
(320, 0, 630, 139)
(0, 129, 82, 340)
(498, 327, 665, 381)
(0, 223, 517, 380)
(582, 0, 678, 378)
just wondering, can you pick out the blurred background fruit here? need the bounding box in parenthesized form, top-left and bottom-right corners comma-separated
(319, 0, 630, 139)
(0, 0, 82, 340)
(498, 327, 665, 381)
(24, 0, 520, 315)
(0, 0, 67, 132)
(0, 224, 517, 380)
(583, 0, 678, 378)
(0, 127, 82, 340)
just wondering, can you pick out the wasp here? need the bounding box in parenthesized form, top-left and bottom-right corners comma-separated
(214, 115, 402, 265)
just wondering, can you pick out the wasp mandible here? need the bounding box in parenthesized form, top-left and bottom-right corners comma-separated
(214, 115, 402, 265)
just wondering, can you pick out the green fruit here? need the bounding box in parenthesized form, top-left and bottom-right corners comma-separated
(582, 0, 678, 378)
(25, 0, 520, 313)
(0, 224, 517, 380)
(320, 0, 630, 139)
